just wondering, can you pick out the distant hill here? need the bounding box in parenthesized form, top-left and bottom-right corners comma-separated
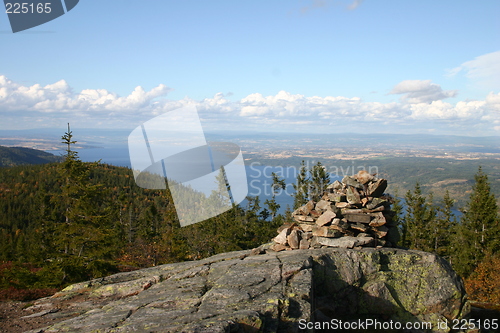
(0, 146, 62, 167)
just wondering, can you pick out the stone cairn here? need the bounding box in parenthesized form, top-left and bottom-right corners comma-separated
(271, 170, 400, 251)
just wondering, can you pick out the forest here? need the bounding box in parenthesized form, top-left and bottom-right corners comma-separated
(0, 130, 499, 309)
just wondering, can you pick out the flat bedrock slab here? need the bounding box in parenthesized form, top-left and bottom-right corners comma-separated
(26, 248, 469, 333)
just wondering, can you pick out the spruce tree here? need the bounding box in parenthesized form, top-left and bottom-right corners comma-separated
(310, 161, 330, 202)
(264, 172, 286, 221)
(453, 166, 499, 277)
(292, 160, 309, 209)
(46, 124, 120, 283)
(433, 190, 456, 259)
(403, 183, 436, 251)
(389, 189, 404, 247)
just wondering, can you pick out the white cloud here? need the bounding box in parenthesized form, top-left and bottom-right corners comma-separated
(1, 75, 499, 135)
(0, 75, 172, 115)
(389, 80, 457, 104)
(448, 50, 500, 90)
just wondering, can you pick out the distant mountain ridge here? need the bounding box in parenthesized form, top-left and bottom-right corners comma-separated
(0, 146, 61, 167)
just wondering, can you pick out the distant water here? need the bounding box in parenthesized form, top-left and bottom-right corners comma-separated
(50, 146, 132, 168)
(48, 146, 306, 214)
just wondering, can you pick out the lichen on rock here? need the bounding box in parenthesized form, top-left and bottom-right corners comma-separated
(26, 248, 469, 333)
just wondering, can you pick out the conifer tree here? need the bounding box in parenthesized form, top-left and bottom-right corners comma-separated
(453, 166, 499, 277)
(403, 183, 436, 251)
(433, 190, 456, 258)
(389, 190, 404, 247)
(46, 124, 120, 282)
(292, 160, 309, 209)
(265, 172, 286, 221)
(310, 161, 330, 202)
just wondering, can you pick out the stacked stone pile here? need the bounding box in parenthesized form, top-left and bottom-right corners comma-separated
(271, 170, 400, 251)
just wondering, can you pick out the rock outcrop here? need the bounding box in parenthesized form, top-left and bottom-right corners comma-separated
(26, 247, 469, 333)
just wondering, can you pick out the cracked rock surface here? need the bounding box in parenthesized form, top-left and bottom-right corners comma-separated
(25, 248, 469, 333)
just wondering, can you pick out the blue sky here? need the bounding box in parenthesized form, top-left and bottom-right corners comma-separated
(0, 0, 499, 135)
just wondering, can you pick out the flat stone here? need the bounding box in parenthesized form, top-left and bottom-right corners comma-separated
(367, 179, 387, 197)
(372, 225, 389, 238)
(329, 180, 343, 190)
(342, 176, 364, 189)
(342, 208, 364, 214)
(304, 200, 315, 214)
(331, 218, 349, 230)
(329, 224, 347, 233)
(315, 236, 374, 248)
(355, 170, 375, 184)
(273, 228, 289, 245)
(369, 212, 387, 227)
(287, 229, 300, 249)
(344, 213, 371, 224)
(350, 223, 370, 232)
(299, 222, 315, 232)
(366, 197, 387, 210)
(366, 205, 385, 213)
(327, 193, 346, 202)
(346, 186, 362, 205)
(293, 215, 314, 222)
(299, 238, 311, 249)
(315, 200, 332, 212)
(316, 210, 337, 226)
(310, 210, 322, 218)
(312, 226, 343, 238)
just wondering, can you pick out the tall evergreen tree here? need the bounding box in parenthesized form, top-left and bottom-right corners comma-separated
(403, 183, 436, 251)
(453, 166, 499, 277)
(45, 125, 120, 282)
(389, 189, 404, 247)
(433, 190, 456, 258)
(310, 161, 330, 202)
(264, 172, 286, 221)
(292, 160, 309, 209)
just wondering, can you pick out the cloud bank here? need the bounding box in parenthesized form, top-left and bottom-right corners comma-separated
(1, 75, 499, 135)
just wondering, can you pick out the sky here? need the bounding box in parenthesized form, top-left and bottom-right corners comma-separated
(0, 0, 499, 136)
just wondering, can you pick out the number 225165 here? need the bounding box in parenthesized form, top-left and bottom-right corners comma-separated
(5, 2, 52, 14)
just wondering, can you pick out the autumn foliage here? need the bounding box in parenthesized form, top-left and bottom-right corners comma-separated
(464, 253, 500, 304)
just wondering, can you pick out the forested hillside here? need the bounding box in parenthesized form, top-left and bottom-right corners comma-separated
(0, 146, 62, 167)
(0, 132, 280, 300)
